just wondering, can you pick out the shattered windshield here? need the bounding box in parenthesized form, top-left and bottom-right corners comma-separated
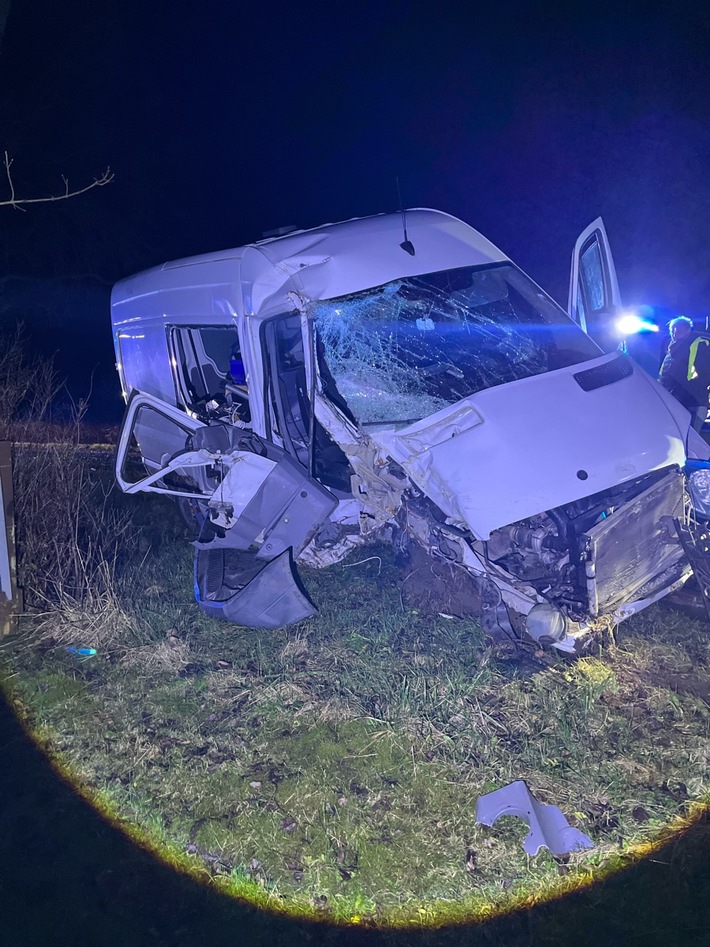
(312, 263, 601, 426)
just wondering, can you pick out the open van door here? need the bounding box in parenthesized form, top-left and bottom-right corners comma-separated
(568, 217, 622, 352)
(115, 390, 337, 628)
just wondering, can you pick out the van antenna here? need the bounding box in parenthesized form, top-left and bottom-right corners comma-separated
(395, 176, 416, 256)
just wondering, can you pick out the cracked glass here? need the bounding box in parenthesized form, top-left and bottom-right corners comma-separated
(312, 263, 601, 426)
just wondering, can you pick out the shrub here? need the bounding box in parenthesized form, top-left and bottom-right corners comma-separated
(2, 328, 138, 645)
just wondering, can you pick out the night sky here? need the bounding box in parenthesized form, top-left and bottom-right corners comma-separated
(1, 1, 709, 418)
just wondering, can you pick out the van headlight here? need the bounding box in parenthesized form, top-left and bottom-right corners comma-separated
(688, 467, 710, 520)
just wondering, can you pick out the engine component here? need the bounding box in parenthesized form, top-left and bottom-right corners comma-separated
(480, 578, 517, 644)
(525, 602, 568, 644)
(582, 469, 684, 616)
(486, 515, 568, 582)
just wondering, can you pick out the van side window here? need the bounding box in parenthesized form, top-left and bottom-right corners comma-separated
(573, 282, 587, 328)
(579, 238, 606, 313)
(168, 326, 250, 423)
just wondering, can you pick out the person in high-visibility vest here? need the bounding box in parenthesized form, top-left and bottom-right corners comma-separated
(659, 316, 710, 431)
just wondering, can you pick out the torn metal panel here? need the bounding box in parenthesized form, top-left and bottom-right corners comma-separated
(475, 780, 594, 857)
(195, 547, 316, 628)
(298, 530, 366, 569)
(313, 392, 406, 528)
(201, 451, 337, 560)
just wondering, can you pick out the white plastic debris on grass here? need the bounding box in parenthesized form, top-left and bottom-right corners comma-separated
(475, 780, 594, 857)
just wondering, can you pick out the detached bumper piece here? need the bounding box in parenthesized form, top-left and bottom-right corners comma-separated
(195, 547, 316, 629)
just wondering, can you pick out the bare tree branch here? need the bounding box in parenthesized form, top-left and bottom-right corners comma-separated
(1, 151, 114, 210)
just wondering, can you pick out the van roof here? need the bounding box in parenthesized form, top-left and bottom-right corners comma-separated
(111, 208, 508, 324)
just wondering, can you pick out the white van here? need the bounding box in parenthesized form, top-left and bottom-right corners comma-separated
(111, 209, 710, 651)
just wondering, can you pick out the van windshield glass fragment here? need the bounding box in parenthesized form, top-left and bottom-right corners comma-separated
(312, 263, 601, 426)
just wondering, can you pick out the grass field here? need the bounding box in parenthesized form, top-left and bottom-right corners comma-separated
(1, 455, 709, 928)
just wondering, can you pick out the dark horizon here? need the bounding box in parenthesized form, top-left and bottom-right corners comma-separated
(1, 2, 709, 418)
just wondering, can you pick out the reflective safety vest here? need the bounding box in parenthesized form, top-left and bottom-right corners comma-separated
(687, 336, 710, 381)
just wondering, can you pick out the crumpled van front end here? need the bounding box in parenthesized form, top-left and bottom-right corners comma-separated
(304, 258, 708, 650)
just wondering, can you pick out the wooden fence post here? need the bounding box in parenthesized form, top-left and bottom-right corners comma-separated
(0, 441, 22, 637)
